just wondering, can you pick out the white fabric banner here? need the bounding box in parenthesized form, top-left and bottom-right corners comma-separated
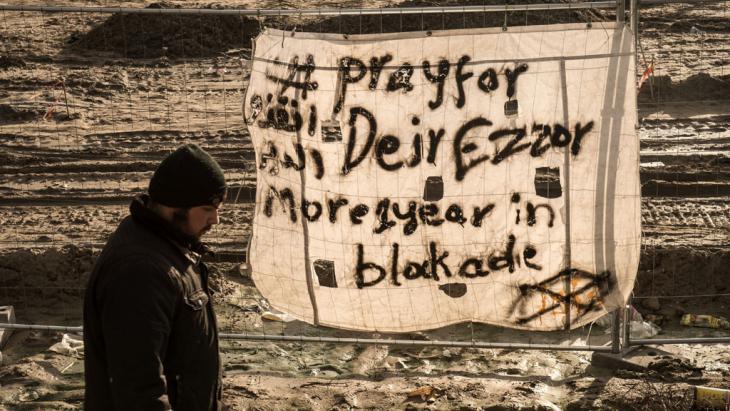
(244, 22, 639, 332)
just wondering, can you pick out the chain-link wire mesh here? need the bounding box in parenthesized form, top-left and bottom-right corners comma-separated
(628, 0, 730, 345)
(0, 2, 727, 376)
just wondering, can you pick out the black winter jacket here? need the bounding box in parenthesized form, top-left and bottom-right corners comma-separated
(83, 195, 222, 411)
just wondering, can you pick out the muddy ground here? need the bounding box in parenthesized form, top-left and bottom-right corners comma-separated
(0, 0, 729, 410)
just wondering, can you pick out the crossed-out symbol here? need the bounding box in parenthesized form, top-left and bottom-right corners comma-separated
(509, 268, 615, 327)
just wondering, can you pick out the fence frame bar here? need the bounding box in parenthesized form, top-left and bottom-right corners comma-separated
(0, 0, 719, 16)
(630, 337, 730, 345)
(0, 2, 616, 15)
(0, 323, 614, 351)
(1, 0, 727, 353)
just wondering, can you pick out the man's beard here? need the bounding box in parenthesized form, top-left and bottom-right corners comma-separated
(172, 209, 211, 239)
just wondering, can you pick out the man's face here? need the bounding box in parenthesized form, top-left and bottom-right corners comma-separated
(174, 204, 222, 239)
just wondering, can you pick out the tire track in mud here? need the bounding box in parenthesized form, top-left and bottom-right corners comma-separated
(2, 112, 729, 203)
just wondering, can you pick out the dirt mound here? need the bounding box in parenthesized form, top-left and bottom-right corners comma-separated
(70, 0, 609, 59)
(0, 245, 94, 291)
(639, 73, 730, 102)
(0, 245, 95, 322)
(635, 247, 729, 298)
(299, 0, 608, 35)
(71, 2, 261, 59)
(0, 104, 38, 124)
(0, 56, 26, 69)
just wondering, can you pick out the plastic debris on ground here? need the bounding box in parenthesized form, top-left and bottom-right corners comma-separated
(49, 333, 84, 357)
(681, 314, 730, 330)
(594, 307, 661, 338)
(261, 310, 296, 322)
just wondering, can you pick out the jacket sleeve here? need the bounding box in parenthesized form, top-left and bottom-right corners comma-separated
(96, 257, 179, 411)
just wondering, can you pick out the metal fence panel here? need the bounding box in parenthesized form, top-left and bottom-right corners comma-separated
(0, 1, 727, 357)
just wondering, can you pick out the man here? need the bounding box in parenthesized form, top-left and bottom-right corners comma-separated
(83, 144, 226, 411)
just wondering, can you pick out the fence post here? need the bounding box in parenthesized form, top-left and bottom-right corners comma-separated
(623, 304, 632, 349)
(630, 0, 639, 71)
(630, 0, 639, 35)
(611, 308, 622, 353)
(616, 0, 626, 23)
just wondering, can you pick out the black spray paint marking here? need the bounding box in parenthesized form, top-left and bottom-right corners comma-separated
(263, 186, 298, 223)
(487, 233, 517, 273)
(307, 105, 317, 136)
(418, 203, 445, 227)
(258, 141, 324, 180)
(246, 94, 263, 125)
(426, 128, 445, 165)
(470, 204, 496, 227)
(261, 190, 557, 235)
(454, 55, 474, 109)
(527, 202, 555, 227)
(445, 204, 467, 226)
(309, 149, 324, 180)
(504, 63, 528, 99)
(278, 188, 297, 223)
(375, 135, 404, 171)
(267, 195, 498, 236)
(510, 268, 615, 325)
(422, 59, 450, 110)
(328, 198, 349, 223)
(259, 141, 279, 175)
(349, 204, 369, 225)
(374, 198, 396, 234)
(368, 54, 393, 90)
(387, 63, 415, 93)
(407, 117, 423, 167)
(263, 188, 275, 217)
(262, 189, 508, 234)
(477, 68, 499, 94)
(342, 107, 376, 175)
(458, 258, 489, 279)
(282, 143, 306, 171)
(522, 245, 541, 270)
(356, 239, 547, 289)
(392, 201, 418, 236)
(390, 243, 401, 286)
(355, 243, 386, 288)
(337, 115, 592, 177)
(252, 93, 321, 135)
(452, 120, 595, 180)
(428, 242, 451, 281)
(301, 199, 323, 222)
(571, 121, 595, 155)
(489, 126, 530, 165)
(454, 117, 492, 181)
(265, 55, 319, 100)
(333, 57, 367, 115)
(530, 124, 552, 157)
(257, 93, 303, 133)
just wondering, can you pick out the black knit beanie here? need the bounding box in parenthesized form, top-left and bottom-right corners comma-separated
(148, 144, 227, 207)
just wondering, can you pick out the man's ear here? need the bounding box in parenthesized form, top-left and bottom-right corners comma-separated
(148, 200, 177, 223)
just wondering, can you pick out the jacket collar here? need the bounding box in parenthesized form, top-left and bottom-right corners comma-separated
(130, 194, 212, 259)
